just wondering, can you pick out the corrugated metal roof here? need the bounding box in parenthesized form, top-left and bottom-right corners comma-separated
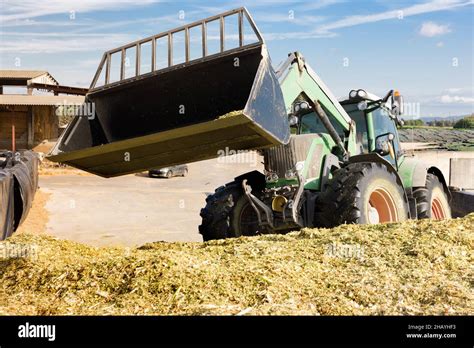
(0, 70, 48, 79)
(0, 95, 85, 106)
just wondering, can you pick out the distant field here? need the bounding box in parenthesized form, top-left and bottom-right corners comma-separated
(398, 128, 474, 151)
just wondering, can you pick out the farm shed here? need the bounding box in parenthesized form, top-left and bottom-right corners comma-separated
(0, 70, 86, 150)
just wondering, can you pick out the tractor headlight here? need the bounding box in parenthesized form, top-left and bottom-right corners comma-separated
(265, 171, 279, 183)
(293, 101, 309, 115)
(295, 161, 305, 172)
(357, 89, 367, 98)
(285, 169, 296, 179)
(349, 90, 357, 98)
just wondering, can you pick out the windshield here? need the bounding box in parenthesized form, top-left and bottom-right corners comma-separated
(372, 107, 396, 134)
(370, 106, 402, 162)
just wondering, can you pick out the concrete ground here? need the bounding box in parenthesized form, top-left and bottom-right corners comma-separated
(40, 154, 263, 246)
(39, 149, 474, 247)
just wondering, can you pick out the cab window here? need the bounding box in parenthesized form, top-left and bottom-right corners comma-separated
(299, 109, 345, 139)
(371, 107, 401, 158)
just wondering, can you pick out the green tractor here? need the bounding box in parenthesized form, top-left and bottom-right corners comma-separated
(48, 8, 452, 241)
(198, 52, 451, 240)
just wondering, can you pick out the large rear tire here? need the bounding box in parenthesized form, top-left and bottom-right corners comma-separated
(315, 162, 409, 227)
(199, 182, 261, 241)
(412, 174, 451, 220)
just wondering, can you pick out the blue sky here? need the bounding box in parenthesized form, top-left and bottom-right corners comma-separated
(0, 0, 472, 117)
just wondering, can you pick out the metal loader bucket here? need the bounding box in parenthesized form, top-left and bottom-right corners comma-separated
(48, 8, 289, 177)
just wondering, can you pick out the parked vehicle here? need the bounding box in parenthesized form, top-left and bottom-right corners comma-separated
(148, 165, 188, 178)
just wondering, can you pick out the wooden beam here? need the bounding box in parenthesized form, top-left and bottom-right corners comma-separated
(27, 106, 34, 149)
(28, 82, 88, 95)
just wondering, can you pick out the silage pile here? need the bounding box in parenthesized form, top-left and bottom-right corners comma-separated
(0, 215, 472, 315)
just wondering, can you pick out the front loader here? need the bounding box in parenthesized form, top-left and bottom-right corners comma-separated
(198, 51, 452, 240)
(49, 8, 289, 177)
(48, 8, 453, 241)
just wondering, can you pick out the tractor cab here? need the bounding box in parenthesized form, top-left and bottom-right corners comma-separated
(340, 89, 404, 165)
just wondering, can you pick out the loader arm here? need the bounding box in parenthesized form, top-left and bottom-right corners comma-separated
(276, 52, 358, 156)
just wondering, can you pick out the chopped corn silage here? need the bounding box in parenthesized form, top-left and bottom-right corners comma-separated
(0, 215, 472, 315)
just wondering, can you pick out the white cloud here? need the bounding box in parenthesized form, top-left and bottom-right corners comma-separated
(0, 33, 134, 53)
(73, 13, 188, 33)
(1, 0, 472, 54)
(0, 19, 91, 28)
(262, 30, 336, 40)
(445, 87, 462, 93)
(436, 41, 444, 47)
(261, 0, 472, 41)
(419, 21, 451, 37)
(316, 0, 470, 35)
(0, 0, 160, 23)
(296, 0, 343, 10)
(196, 0, 342, 14)
(252, 13, 325, 26)
(440, 95, 474, 103)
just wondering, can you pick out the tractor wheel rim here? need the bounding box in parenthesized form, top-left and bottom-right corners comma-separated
(368, 188, 398, 224)
(239, 202, 260, 236)
(431, 197, 447, 220)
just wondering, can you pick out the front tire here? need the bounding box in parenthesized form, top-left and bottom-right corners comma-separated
(315, 162, 409, 227)
(412, 174, 451, 220)
(199, 182, 261, 241)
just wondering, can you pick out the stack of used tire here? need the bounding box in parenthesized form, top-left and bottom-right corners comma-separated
(0, 150, 39, 240)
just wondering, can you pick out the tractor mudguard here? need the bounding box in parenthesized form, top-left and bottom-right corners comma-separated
(234, 170, 266, 192)
(398, 156, 450, 199)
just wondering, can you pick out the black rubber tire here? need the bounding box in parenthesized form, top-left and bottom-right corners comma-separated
(412, 174, 451, 219)
(199, 182, 260, 241)
(314, 162, 408, 227)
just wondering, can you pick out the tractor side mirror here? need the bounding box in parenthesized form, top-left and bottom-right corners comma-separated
(393, 93, 404, 116)
(375, 133, 395, 157)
